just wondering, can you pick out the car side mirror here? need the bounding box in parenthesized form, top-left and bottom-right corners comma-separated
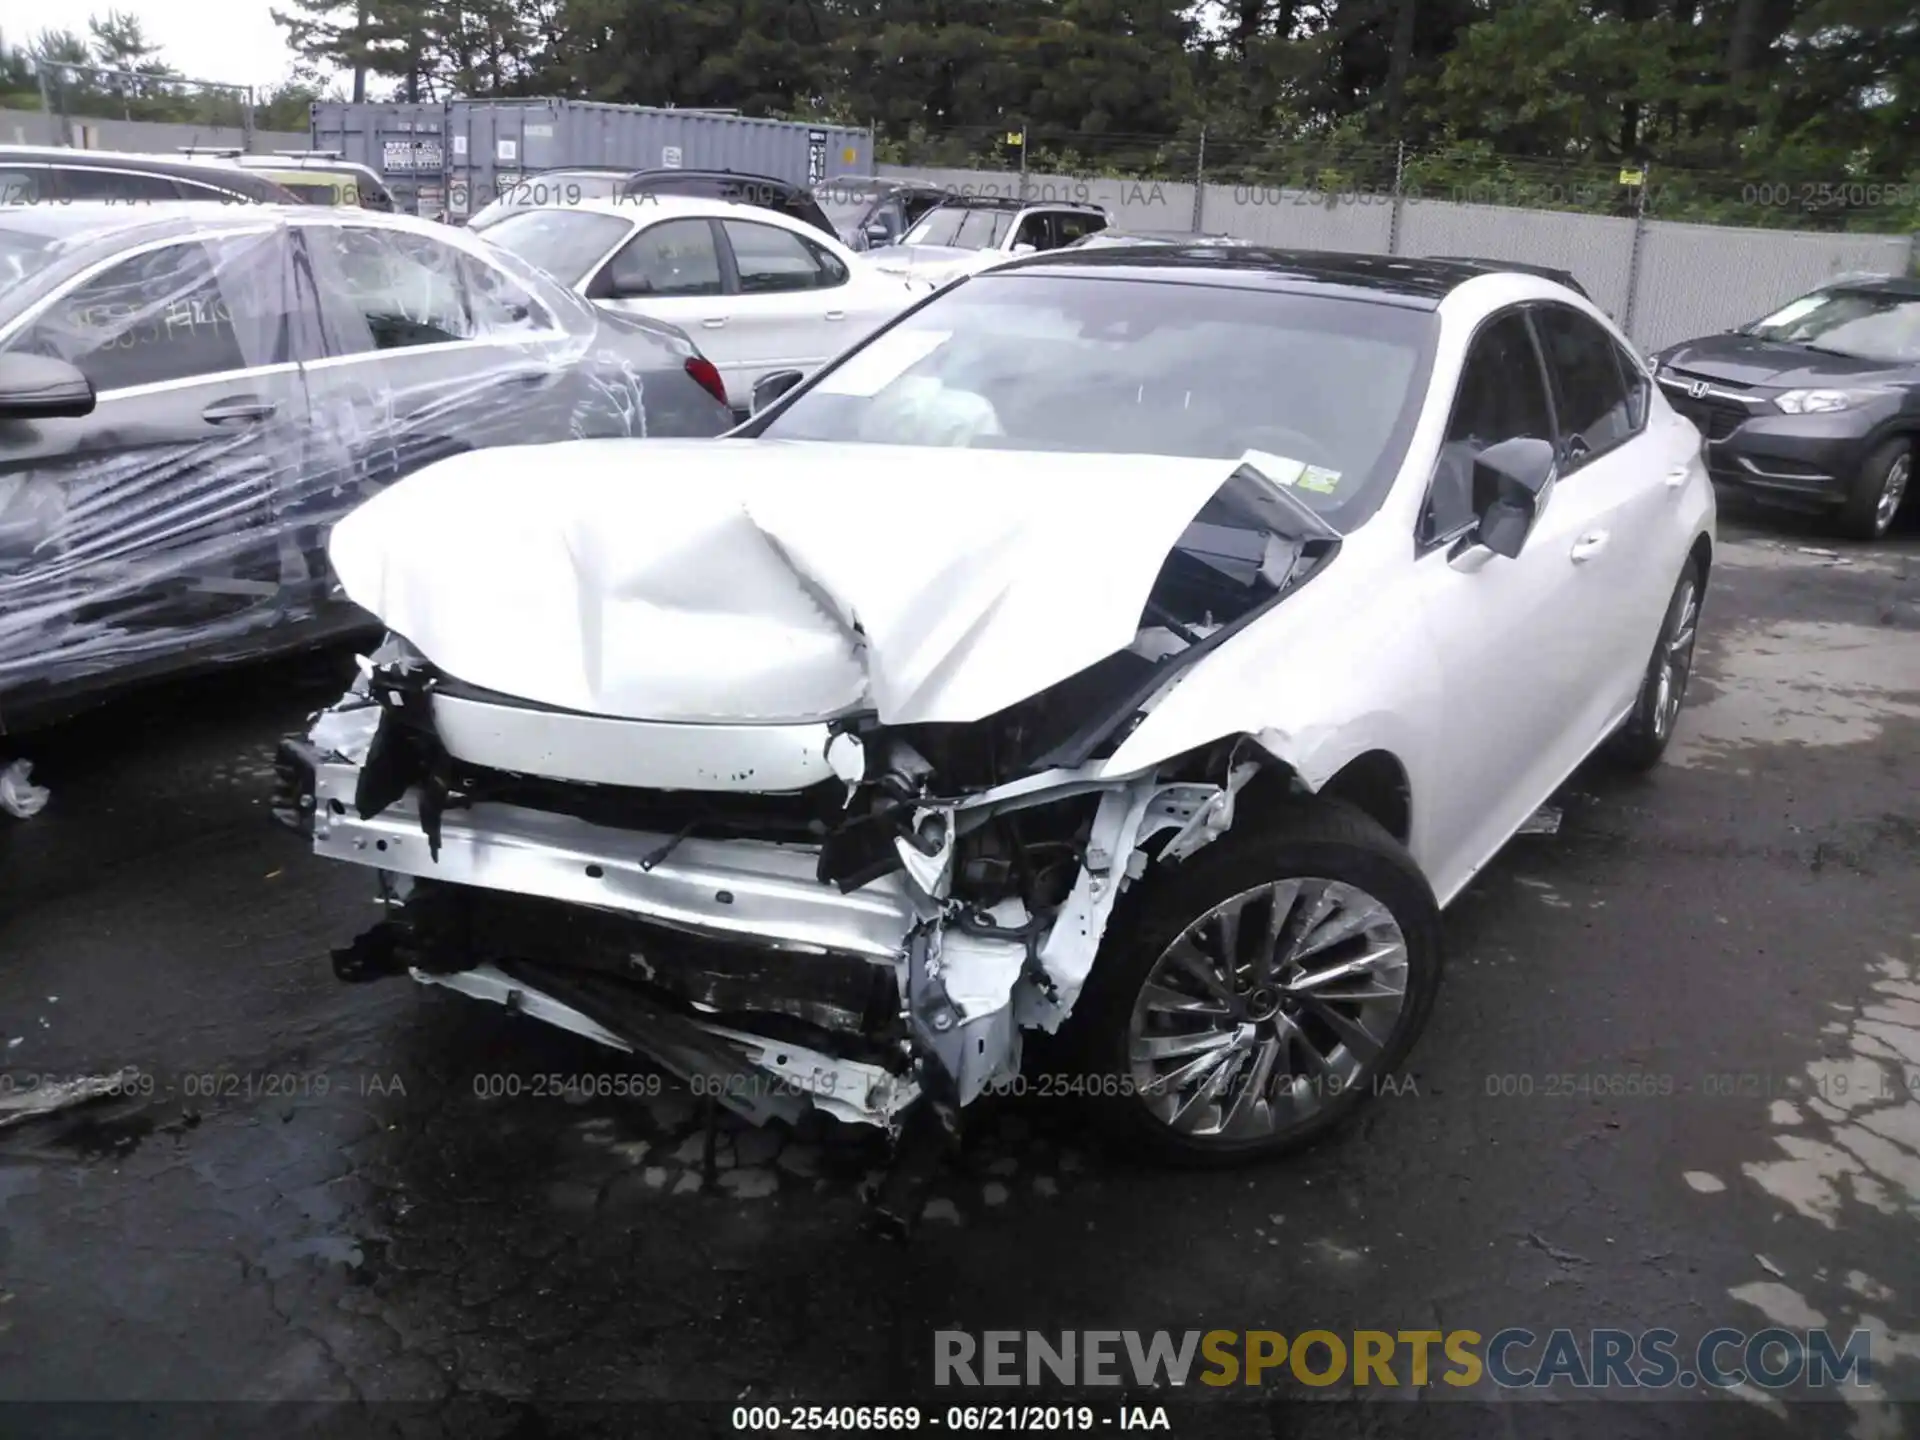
(1010, 242, 1037, 255)
(1470, 436, 1557, 559)
(863, 221, 893, 246)
(0, 353, 95, 421)
(751, 369, 805, 414)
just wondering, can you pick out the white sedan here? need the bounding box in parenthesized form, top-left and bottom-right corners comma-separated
(282, 248, 1713, 1177)
(478, 195, 923, 410)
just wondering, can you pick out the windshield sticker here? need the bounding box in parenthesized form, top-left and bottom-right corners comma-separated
(815, 329, 951, 396)
(1296, 465, 1342, 494)
(1237, 449, 1307, 487)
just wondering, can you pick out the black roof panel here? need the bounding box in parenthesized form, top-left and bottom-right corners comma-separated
(985, 246, 1538, 305)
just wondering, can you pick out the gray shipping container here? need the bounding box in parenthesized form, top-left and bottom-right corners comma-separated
(309, 101, 449, 215)
(313, 98, 873, 219)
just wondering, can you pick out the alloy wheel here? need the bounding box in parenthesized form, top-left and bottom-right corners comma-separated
(1875, 453, 1910, 536)
(1652, 577, 1700, 740)
(1126, 878, 1409, 1141)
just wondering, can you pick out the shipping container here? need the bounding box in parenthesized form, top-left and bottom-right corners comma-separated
(309, 101, 449, 216)
(312, 98, 873, 221)
(442, 100, 871, 218)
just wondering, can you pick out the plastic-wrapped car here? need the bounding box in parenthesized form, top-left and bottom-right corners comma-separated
(0, 202, 733, 731)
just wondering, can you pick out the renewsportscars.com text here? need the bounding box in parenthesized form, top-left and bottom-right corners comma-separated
(935, 1328, 1874, 1391)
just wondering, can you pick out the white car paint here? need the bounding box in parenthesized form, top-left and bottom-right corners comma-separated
(480, 195, 922, 408)
(327, 440, 1250, 727)
(302, 264, 1714, 1130)
(865, 204, 1110, 287)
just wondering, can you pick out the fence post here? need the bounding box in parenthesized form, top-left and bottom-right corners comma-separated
(242, 85, 256, 153)
(1017, 124, 1028, 201)
(1387, 139, 1406, 255)
(35, 65, 61, 145)
(1191, 125, 1207, 233)
(1621, 162, 1651, 343)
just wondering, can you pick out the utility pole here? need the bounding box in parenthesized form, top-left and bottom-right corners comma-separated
(1621, 161, 1651, 342)
(1387, 139, 1407, 255)
(1191, 125, 1207, 233)
(1015, 124, 1028, 201)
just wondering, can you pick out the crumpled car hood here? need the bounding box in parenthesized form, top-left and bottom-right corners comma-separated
(326, 437, 1262, 727)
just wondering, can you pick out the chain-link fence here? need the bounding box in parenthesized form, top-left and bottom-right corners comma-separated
(9, 59, 262, 153)
(878, 125, 1920, 235)
(877, 125, 1920, 352)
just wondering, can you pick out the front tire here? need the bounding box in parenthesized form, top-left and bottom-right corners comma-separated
(1837, 438, 1910, 541)
(1069, 800, 1442, 1166)
(1608, 560, 1703, 772)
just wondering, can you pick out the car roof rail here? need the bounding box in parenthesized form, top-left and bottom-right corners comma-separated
(272, 149, 344, 159)
(177, 146, 244, 158)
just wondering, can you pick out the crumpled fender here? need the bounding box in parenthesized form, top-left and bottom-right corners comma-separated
(1102, 521, 1446, 812)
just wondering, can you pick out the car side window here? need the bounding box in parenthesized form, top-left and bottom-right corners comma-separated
(1054, 212, 1104, 245)
(1612, 338, 1652, 430)
(602, 218, 723, 298)
(309, 224, 475, 350)
(1422, 311, 1555, 544)
(0, 167, 49, 204)
(1533, 303, 1635, 468)
(1012, 212, 1054, 250)
(13, 236, 285, 391)
(58, 167, 184, 202)
(173, 178, 249, 204)
(461, 252, 556, 336)
(902, 193, 944, 226)
(721, 220, 845, 293)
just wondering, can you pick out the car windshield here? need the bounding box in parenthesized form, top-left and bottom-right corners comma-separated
(468, 174, 628, 230)
(759, 271, 1436, 530)
(903, 206, 1015, 250)
(1742, 287, 1920, 362)
(483, 209, 632, 286)
(813, 181, 882, 232)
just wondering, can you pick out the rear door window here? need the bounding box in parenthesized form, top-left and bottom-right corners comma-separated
(720, 220, 846, 293)
(1011, 212, 1056, 250)
(303, 224, 475, 351)
(1054, 212, 1106, 245)
(57, 167, 185, 202)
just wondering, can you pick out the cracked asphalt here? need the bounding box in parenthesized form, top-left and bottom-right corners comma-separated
(2, 505, 1917, 1440)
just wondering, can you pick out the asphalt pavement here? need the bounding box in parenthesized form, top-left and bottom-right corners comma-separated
(2, 506, 1917, 1440)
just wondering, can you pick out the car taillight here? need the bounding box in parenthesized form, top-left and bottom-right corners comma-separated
(685, 356, 728, 406)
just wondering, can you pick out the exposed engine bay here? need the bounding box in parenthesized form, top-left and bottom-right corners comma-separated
(276, 456, 1341, 1159)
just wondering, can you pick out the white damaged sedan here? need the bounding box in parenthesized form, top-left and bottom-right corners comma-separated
(277, 247, 1713, 1177)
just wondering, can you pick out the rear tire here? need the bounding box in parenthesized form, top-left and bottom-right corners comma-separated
(1837, 438, 1911, 541)
(1608, 559, 1704, 772)
(1066, 799, 1442, 1167)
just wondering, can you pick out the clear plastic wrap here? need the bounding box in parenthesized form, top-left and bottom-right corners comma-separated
(0, 206, 730, 728)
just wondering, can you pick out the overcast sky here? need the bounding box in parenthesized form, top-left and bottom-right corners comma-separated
(2, 0, 306, 91)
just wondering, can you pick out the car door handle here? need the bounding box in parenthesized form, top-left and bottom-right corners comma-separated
(824, 309, 846, 321)
(1665, 464, 1692, 488)
(201, 396, 277, 425)
(1570, 530, 1611, 562)
(701, 318, 727, 329)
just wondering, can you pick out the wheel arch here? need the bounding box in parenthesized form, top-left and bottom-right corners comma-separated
(1224, 743, 1414, 849)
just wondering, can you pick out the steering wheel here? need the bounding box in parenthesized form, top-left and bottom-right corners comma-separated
(1239, 425, 1339, 473)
